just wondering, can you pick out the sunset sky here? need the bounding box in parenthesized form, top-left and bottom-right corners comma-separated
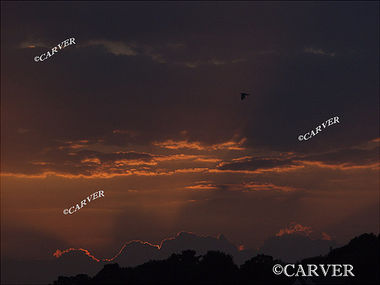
(1, 1, 379, 275)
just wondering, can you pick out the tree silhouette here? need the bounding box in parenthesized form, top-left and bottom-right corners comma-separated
(198, 251, 239, 284)
(52, 233, 380, 285)
(240, 254, 290, 285)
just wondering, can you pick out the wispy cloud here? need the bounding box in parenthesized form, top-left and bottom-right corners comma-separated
(19, 40, 49, 49)
(153, 138, 246, 151)
(85, 39, 169, 63)
(185, 181, 218, 190)
(182, 57, 247, 68)
(304, 47, 336, 57)
(243, 182, 296, 192)
(20, 36, 249, 67)
(276, 222, 332, 241)
(81, 158, 101, 164)
(87, 40, 138, 56)
(154, 140, 204, 150)
(3, 135, 378, 179)
(216, 156, 296, 171)
(276, 223, 313, 237)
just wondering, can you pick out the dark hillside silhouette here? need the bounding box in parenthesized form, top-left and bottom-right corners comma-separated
(240, 255, 290, 285)
(260, 232, 335, 262)
(52, 233, 380, 285)
(301, 233, 380, 285)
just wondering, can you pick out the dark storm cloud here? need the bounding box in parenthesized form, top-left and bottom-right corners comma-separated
(243, 50, 378, 150)
(2, 2, 378, 159)
(301, 145, 379, 166)
(215, 143, 379, 172)
(217, 157, 296, 171)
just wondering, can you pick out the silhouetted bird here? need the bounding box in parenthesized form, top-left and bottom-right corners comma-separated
(241, 93, 250, 100)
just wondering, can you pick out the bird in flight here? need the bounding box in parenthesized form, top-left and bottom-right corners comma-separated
(240, 92, 250, 100)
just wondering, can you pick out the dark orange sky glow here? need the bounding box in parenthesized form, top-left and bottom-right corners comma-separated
(1, 2, 379, 284)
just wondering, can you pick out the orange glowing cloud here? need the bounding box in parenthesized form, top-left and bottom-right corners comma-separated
(154, 154, 199, 161)
(298, 160, 380, 170)
(276, 223, 333, 241)
(1, 167, 211, 179)
(4, 156, 375, 179)
(81, 158, 101, 164)
(153, 140, 204, 150)
(54, 240, 160, 262)
(174, 167, 209, 174)
(195, 157, 220, 163)
(153, 138, 246, 151)
(243, 182, 296, 192)
(154, 154, 220, 164)
(30, 161, 51, 166)
(211, 138, 246, 151)
(276, 223, 313, 237)
(185, 183, 218, 190)
(114, 159, 157, 166)
(53, 232, 244, 266)
(4, 140, 377, 180)
(53, 248, 101, 262)
(58, 140, 90, 150)
(231, 156, 253, 162)
(322, 232, 332, 241)
(210, 164, 304, 174)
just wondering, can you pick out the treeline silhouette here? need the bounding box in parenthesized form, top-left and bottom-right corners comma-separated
(52, 233, 379, 285)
